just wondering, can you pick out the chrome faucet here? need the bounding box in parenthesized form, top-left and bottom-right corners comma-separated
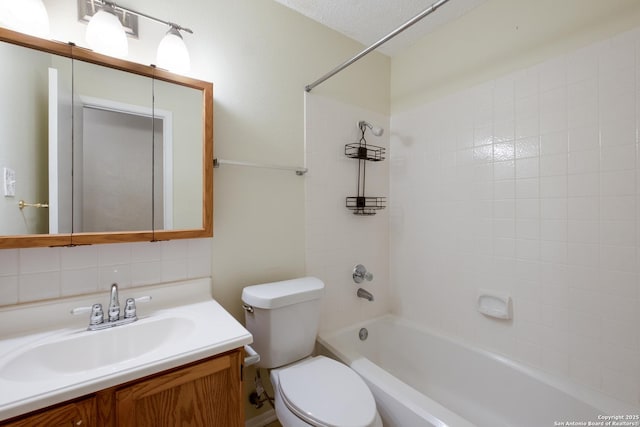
(71, 284, 151, 331)
(353, 264, 374, 284)
(357, 288, 374, 301)
(108, 283, 120, 322)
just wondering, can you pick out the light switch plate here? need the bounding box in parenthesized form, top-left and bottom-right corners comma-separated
(4, 167, 15, 197)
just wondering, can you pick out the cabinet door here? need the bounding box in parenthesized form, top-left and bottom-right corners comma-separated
(0, 397, 95, 427)
(116, 350, 243, 427)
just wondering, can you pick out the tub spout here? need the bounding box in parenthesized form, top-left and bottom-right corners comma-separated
(357, 288, 374, 301)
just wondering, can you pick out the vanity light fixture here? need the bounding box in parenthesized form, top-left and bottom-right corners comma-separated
(85, 2, 128, 58)
(0, 0, 50, 38)
(79, 0, 193, 73)
(156, 25, 191, 74)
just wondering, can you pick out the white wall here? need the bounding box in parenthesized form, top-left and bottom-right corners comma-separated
(305, 93, 390, 332)
(390, 26, 640, 406)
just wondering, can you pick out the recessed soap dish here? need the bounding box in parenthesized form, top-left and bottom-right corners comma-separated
(477, 290, 512, 320)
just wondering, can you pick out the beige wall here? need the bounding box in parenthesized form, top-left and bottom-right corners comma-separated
(392, 0, 640, 112)
(40, 0, 389, 321)
(0, 43, 50, 235)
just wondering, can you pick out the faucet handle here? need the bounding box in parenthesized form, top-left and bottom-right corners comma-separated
(124, 296, 152, 319)
(353, 264, 374, 283)
(71, 304, 104, 325)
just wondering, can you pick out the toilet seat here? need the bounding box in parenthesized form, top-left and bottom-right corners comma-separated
(278, 356, 377, 427)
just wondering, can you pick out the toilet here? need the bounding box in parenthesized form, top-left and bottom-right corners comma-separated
(242, 277, 382, 427)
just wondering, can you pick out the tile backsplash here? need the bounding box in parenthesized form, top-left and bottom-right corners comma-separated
(390, 28, 640, 405)
(0, 239, 212, 306)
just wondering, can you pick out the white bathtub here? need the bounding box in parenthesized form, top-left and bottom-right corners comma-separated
(317, 315, 639, 427)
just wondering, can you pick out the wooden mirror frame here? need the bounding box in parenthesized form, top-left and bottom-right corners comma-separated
(0, 28, 213, 249)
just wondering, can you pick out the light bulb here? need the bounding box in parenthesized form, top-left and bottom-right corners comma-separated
(86, 6, 128, 58)
(0, 0, 50, 38)
(156, 27, 190, 74)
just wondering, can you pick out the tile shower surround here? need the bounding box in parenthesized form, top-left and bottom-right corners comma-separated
(390, 28, 640, 405)
(0, 239, 212, 305)
(304, 93, 391, 334)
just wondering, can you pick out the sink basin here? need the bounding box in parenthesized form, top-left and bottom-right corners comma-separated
(0, 278, 253, 422)
(0, 316, 194, 381)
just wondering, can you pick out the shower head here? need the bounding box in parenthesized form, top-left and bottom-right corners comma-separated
(358, 120, 384, 137)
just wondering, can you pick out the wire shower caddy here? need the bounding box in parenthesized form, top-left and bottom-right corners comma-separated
(345, 123, 386, 215)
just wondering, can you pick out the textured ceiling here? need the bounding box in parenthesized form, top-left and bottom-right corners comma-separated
(272, 0, 486, 56)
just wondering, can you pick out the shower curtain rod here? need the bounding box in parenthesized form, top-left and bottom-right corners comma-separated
(304, 0, 451, 92)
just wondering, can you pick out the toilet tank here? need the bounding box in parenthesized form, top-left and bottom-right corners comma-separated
(242, 277, 324, 369)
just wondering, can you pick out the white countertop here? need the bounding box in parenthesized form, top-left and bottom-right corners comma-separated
(0, 278, 252, 421)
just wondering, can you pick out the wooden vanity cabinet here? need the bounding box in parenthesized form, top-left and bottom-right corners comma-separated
(1, 349, 244, 427)
(110, 349, 244, 427)
(0, 397, 96, 427)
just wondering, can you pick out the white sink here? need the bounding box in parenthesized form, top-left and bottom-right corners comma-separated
(0, 278, 253, 422)
(0, 316, 195, 381)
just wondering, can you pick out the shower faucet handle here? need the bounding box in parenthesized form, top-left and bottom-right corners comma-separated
(353, 264, 373, 283)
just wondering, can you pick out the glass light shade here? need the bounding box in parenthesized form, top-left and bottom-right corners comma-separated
(0, 0, 50, 38)
(156, 28, 191, 74)
(85, 8, 128, 58)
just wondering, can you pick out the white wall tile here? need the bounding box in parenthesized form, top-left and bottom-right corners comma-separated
(568, 173, 599, 197)
(131, 261, 163, 286)
(541, 198, 567, 220)
(568, 220, 599, 244)
(516, 178, 539, 199)
(19, 271, 60, 302)
(540, 241, 568, 264)
(600, 245, 636, 272)
(161, 240, 189, 261)
(61, 246, 98, 270)
(19, 247, 60, 273)
(601, 171, 636, 196)
(162, 259, 188, 282)
(601, 196, 635, 221)
(568, 150, 599, 175)
(567, 243, 600, 267)
(541, 219, 568, 242)
(601, 145, 636, 172)
(98, 243, 132, 266)
(0, 275, 18, 306)
(517, 220, 539, 240)
(540, 154, 567, 177)
(540, 132, 567, 156)
(389, 27, 640, 406)
(61, 268, 99, 296)
(601, 118, 636, 147)
(188, 256, 212, 279)
(540, 176, 567, 198)
(99, 265, 131, 290)
(568, 126, 599, 152)
(0, 238, 212, 306)
(306, 94, 390, 332)
(0, 250, 18, 276)
(568, 197, 599, 221)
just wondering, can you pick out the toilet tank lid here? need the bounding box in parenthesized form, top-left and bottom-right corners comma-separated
(242, 277, 324, 309)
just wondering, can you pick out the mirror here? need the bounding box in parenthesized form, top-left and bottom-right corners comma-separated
(0, 28, 213, 248)
(152, 79, 204, 231)
(71, 60, 154, 233)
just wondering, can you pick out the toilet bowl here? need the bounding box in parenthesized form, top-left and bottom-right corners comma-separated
(270, 356, 382, 427)
(241, 277, 382, 427)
